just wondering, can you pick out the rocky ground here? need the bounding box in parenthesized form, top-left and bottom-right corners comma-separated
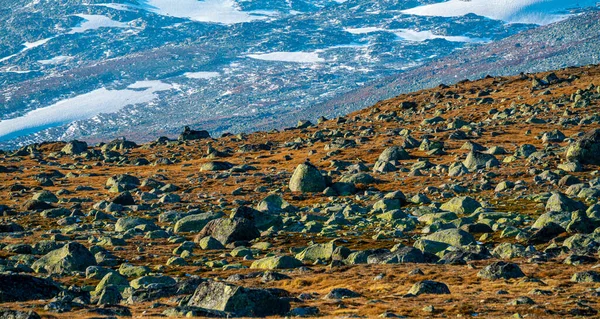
(1, 64, 600, 318)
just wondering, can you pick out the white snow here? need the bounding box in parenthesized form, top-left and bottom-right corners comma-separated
(23, 38, 52, 49)
(344, 27, 487, 43)
(402, 0, 599, 25)
(90, 3, 135, 11)
(394, 29, 487, 43)
(69, 14, 128, 34)
(247, 51, 325, 63)
(345, 27, 385, 34)
(0, 37, 55, 63)
(38, 55, 72, 65)
(184, 71, 221, 79)
(138, 0, 269, 24)
(0, 81, 174, 140)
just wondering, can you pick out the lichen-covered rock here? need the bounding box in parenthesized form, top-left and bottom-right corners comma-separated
(571, 271, 600, 283)
(197, 236, 226, 250)
(250, 256, 303, 270)
(423, 229, 476, 247)
(195, 218, 260, 245)
(565, 128, 600, 165)
(440, 196, 481, 214)
(32, 242, 96, 274)
(174, 212, 223, 233)
(477, 262, 525, 280)
(407, 280, 450, 295)
(289, 162, 326, 193)
(115, 217, 158, 232)
(295, 241, 336, 262)
(463, 151, 499, 171)
(545, 192, 586, 213)
(187, 281, 290, 317)
(378, 146, 410, 162)
(61, 140, 88, 155)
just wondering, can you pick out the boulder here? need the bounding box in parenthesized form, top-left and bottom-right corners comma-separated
(187, 281, 290, 317)
(115, 217, 158, 232)
(0, 274, 61, 302)
(367, 246, 437, 264)
(197, 236, 226, 250)
(174, 212, 223, 233)
(179, 126, 211, 141)
(32, 242, 96, 274)
(440, 196, 481, 214)
(463, 151, 499, 171)
(477, 262, 525, 280)
(295, 241, 336, 262)
(407, 280, 450, 295)
(545, 192, 586, 213)
(324, 288, 360, 299)
(250, 256, 303, 270)
(256, 194, 291, 213)
(378, 146, 410, 162)
(200, 161, 233, 171)
(0, 310, 41, 319)
(571, 271, 600, 283)
(423, 229, 476, 247)
(195, 218, 260, 245)
(565, 128, 600, 165)
(289, 163, 326, 193)
(61, 140, 88, 155)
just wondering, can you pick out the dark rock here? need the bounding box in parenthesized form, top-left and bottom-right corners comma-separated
(187, 281, 290, 317)
(0, 274, 61, 302)
(179, 126, 211, 141)
(0, 309, 41, 319)
(477, 262, 525, 280)
(196, 218, 260, 245)
(407, 280, 450, 295)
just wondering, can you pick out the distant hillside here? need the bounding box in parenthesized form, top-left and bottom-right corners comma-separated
(300, 10, 600, 123)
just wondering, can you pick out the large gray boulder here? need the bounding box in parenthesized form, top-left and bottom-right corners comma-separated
(463, 151, 499, 171)
(289, 162, 326, 193)
(545, 192, 586, 213)
(250, 256, 303, 270)
(195, 218, 260, 245)
(477, 262, 525, 280)
(423, 229, 476, 247)
(378, 146, 410, 162)
(440, 196, 481, 214)
(187, 281, 290, 317)
(32, 242, 96, 274)
(61, 140, 88, 155)
(115, 217, 158, 232)
(174, 212, 223, 233)
(565, 128, 600, 165)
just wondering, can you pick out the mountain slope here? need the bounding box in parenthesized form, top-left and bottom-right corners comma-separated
(0, 64, 599, 318)
(306, 10, 600, 125)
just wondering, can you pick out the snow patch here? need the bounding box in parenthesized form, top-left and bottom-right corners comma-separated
(394, 29, 488, 43)
(0, 37, 55, 63)
(247, 51, 325, 63)
(402, 0, 599, 25)
(69, 14, 129, 34)
(345, 27, 487, 43)
(38, 55, 72, 65)
(184, 71, 221, 79)
(138, 0, 271, 24)
(0, 81, 174, 141)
